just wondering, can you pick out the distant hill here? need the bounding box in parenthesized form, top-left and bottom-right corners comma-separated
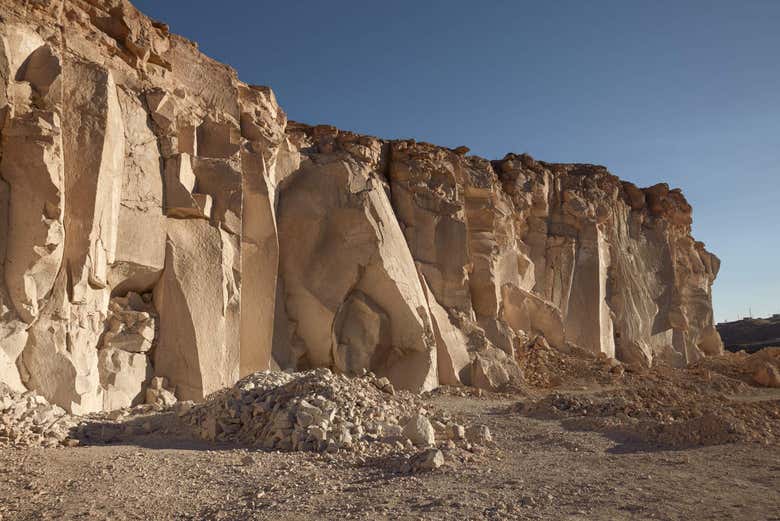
(717, 314, 780, 353)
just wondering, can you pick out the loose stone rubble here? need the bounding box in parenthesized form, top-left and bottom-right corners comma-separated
(0, 383, 76, 447)
(0, 0, 724, 414)
(518, 356, 780, 448)
(183, 368, 484, 458)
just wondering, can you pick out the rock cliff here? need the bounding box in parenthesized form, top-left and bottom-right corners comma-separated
(0, 0, 722, 412)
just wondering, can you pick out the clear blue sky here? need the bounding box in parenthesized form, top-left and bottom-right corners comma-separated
(134, 0, 779, 323)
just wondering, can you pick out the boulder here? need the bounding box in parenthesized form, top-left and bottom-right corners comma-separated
(469, 347, 522, 391)
(411, 448, 444, 472)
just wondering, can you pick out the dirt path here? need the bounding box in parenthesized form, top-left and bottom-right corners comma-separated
(2, 392, 778, 521)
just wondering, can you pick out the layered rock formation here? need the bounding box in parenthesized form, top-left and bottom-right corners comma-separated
(0, 0, 722, 413)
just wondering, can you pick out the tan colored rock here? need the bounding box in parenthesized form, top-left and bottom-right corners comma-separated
(469, 347, 522, 391)
(388, 142, 471, 314)
(145, 89, 177, 130)
(421, 275, 470, 385)
(564, 223, 615, 357)
(153, 219, 239, 401)
(753, 363, 780, 388)
(463, 162, 522, 321)
(411, 448, 444, 472)
(145, 376, 177, 406)
(110, 88, 166, 295)
(403, 413, 435, 446)
(163, 153, 211, 218)
(0, 311, 27, 392)
(62, 57, 124, 302)
(100, 293, 156, 353)
(501, 284, 565, 348)
(498, 157, 721, 366)
(238, 153, 278, 375)
(191, 156, 242, 234)
(98, 346, 151, 410)
(197, 117, 241, 159)
(0, 1, 725, 410)
(1, 26, 65, 324)
(0, 111, 65, 322)
(19, 271, 104, 414)
(277, 130, 437, 391)
(237, 83, 290, 376)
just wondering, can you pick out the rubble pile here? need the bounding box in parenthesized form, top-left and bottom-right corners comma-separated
(519, 364, 780, 447)
(184, 369, 483, 455)
(516, 338, 624, 388)
(0, 383, 77, 447)
(693, 347, 780, 388)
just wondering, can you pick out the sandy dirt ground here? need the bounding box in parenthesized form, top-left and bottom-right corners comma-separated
(2, 383, 779, 521)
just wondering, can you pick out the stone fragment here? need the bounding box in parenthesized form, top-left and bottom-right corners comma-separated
(448, 423, 466, 440)
(100, 293, 157, 353)
(145, 89, 177, 130)
(0, 383, 75, 448)
(146, 386, 177, 407)
(469, 348, 521, 391)
(465, 424, 492, 445)
(402, 413, 435, 446)
(411, 448, 444, 472)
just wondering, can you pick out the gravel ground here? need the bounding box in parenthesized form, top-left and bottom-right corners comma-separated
(1, 386, 778, 521)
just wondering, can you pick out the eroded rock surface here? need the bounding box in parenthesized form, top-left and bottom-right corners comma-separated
(0, 0, 722, 412)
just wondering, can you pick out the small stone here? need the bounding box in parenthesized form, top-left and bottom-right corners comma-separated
(403, 414, 435, 447)
(308, 425, 327, 442)
(411, 448, 444, 472)
(465, 424, 492, 445)
(448, 423, 465, 440)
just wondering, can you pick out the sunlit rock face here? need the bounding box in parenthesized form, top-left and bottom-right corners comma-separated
(0, 0, 721, 411)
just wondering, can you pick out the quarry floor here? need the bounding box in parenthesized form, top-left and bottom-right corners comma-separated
(1, 389, 779, 521)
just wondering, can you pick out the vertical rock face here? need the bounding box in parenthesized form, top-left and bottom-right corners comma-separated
(0, 0, 722, 411)
(275, 127, 438, 391)
(154, 219, 239, 400)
